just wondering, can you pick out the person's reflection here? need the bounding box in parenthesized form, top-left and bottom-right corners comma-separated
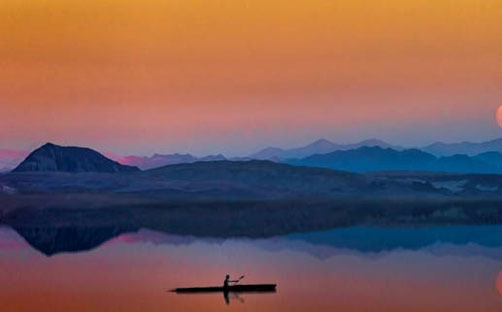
(223, 291, 244, 305)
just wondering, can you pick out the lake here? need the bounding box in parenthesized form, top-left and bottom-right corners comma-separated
(1, 225, 502, 311)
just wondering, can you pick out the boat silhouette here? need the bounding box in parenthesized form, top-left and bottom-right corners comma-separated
(171, 284, 277, 293)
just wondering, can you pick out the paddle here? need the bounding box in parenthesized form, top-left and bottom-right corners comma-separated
(234, 275, 245, 284)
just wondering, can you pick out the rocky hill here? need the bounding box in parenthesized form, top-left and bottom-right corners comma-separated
(13, 143, 139, 173)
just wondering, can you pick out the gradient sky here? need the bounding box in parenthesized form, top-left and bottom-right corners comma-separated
(1, 0, 501, 156)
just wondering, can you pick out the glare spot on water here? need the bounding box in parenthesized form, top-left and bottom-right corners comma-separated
(496, 271, 502, 296)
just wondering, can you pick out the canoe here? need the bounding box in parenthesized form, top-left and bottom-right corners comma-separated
(171, 284, 277, 293)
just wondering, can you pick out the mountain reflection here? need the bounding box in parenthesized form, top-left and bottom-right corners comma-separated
(12, 226, 136, 256)
(4, 224, 502, 260)
(2, 208, 502, 312)
(4, 207, 502, 257)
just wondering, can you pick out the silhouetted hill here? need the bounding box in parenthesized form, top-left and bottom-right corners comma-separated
(13, 143, 139, 173)
(288, 146, 502, 173)
(143, 160, 371, 197)
(1, 158, 448, 199)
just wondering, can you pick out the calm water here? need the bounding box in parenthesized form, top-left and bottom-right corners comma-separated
(1, 225, 502, 311)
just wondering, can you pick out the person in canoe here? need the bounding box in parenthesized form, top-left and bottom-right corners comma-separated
(223, 274, 243, 289)
(223, 275, 244, 305)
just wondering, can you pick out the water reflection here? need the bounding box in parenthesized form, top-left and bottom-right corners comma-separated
(12, 226, 136, 256)
(1, 225, 502, 311)
(225, 292, 242, 305)
(5, 206, 502, 257)
(221, 290, 276, 305)
(173, 288, 276, 306)
(7, 222, 502, 258)
(497, 271, 502, 296)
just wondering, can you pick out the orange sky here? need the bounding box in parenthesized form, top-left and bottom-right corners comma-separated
(1, 0, 501, 155)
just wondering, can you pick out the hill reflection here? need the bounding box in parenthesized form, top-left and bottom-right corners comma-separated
(4, 205, 502, 257)
(13, 226, 135, 256)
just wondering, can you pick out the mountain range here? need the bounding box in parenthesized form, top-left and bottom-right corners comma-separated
(4, 142, 502, 243)
(423, 138, 502, 156)
(117, 153, 227, 170)
(4, 142, 502, 231)
(288, 146, 502, 173)
(3, 137, 502, 172)
(249, 138, 402, 160)
(0, 142, 438, 199)
(0, 148, 227, 172)
(251, 137, 502, 160)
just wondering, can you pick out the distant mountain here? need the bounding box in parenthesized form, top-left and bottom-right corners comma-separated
(422, 138, 502, 156)
(6, 146, 502, 213)
(249, 138, 401, 160)
(119, 153, 198, 170)
(116, 153, 228, 170)
(249, 147, 285, 160)
(288, 146, 501, 173)
(13, 143, 140, 173)
(0, 149, 29, 172)
(473, 152, 502, 170)
(289, 147, 436, 172)
(199, 154, 226, 162)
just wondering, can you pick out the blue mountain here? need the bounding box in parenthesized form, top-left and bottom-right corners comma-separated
(288, 146, 502, 173)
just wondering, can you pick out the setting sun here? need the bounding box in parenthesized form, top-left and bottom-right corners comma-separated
(497, 106, 502, 129)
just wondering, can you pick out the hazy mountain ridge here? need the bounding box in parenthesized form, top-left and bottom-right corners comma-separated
(251, 137, 502, 161)
(423, 138, 502, 156)
(113, 153, 227, 170)
(249, 138, 402, 160)
(288, 146, 502, 174)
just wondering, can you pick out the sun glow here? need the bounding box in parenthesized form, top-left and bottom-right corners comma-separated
(497, 106, 502, 129)
(1, 0, 501, 154)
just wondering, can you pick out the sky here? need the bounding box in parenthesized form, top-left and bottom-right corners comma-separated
(1, 0, 501, 156)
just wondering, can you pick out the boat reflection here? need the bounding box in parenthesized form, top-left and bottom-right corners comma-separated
(223, 289, 276, 305)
